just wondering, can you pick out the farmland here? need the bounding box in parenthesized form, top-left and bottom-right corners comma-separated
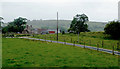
(30, 32, 120, 51)
(2, 38, 119, 67)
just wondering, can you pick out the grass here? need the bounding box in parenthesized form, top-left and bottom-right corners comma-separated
(0, 33, 2, 68)
(30, 32, 120, 51)
(2, 38, 119, 67)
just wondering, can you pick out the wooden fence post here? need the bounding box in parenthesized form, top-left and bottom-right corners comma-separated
(73, 41, 75, 46)
(51, 40, 52, 43)
(102, 41, 104, 48)
(112, 45, 115, 55)
(97, 44, 99, 51)
(49, 36, 50, 40)
(50, 36, 52, 43)
(84, 42, 85, 48)
(117, 42, 119, 50)
(64, 39, 66, 45)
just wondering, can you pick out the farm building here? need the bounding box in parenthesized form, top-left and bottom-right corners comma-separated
(22, 25, 60, 34)
(22, 25, 33, 34)
(47, 30, 56, 34)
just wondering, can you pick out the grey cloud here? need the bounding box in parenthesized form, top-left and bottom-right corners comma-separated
(1, 1, 118, 23)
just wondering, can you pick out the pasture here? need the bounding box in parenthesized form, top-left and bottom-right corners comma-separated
(2, 38, 119, 67)
(31, 32, 120, 51)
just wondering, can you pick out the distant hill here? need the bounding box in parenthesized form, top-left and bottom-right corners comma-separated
(27, 20, 107, 32)
(86, 21, 107, 32)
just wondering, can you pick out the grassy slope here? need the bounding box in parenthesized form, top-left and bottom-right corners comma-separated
(2, 38, 119, 67)
(2, 20, 107, 32)
(27, 20, 107, 32)
(31, 32, 120, 51)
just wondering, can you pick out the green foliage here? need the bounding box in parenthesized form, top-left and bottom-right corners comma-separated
(31, 32, 120, 51)
(62, 31, 65, 34)
(3, 20, 107, 32)
(69, 14, 90, 34)
(2, 34, 30, 37)
(2, 26, 8, 33)
(13, 17, 27, 27)
(2, 38, 119, 67)
(104, 21, 120, 39)
(2, 17, 27, 33)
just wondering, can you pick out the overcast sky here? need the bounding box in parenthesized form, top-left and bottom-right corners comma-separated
(0, 0, 120, 23)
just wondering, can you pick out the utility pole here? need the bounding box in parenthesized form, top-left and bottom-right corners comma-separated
(57, 12, 58, 41)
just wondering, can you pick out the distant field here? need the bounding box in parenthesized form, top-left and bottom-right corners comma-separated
(30, 32, 120, 51)
(2, 38, 119, 67)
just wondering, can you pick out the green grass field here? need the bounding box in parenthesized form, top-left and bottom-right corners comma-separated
(0, 34, 2, 68)
(2, 38, 119, 67)
(30, 32, 120, 51)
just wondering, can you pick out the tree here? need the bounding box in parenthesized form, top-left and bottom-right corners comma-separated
(62, 31, 65, 34)
(69, 14, 90, 34)
(104, 21, 120, 39)
(0, 17, 4, 33)
(13, 17, 27, 27)
(0, 17, 4, 26)
(2, 17, 27, 33)
(2, 26, 9, 33)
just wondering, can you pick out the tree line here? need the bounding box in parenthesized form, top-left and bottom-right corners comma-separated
(2, 17, 27, 33)
(68, 14, 120, 39)
(1, 14, 120, 39)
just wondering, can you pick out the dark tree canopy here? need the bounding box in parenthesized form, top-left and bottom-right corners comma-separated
(68, 14, 90, 34)
(13, 17, 27, 27)
(104, 21, 120, 39)
(2, 17, 27, 33)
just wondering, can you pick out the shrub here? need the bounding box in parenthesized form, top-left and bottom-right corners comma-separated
(104, 21, 120, 39)
(62, 31, 65, 35)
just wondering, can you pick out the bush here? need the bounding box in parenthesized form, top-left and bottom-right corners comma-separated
(104, 21, 120, 39)
(15, 34, 30, 37)
(2, 34, 30, 37)
(62, 31, 65, 34)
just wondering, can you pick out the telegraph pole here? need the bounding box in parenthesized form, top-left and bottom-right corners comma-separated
(57, 12, 58, 41)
